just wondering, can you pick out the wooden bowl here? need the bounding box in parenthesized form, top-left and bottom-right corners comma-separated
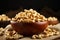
(48, 20, 59, 25)
(0, 21, 10, 28)
(11, 21, 48, 36)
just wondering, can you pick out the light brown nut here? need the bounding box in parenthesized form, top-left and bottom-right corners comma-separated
(0, 14, 11, 21)
(32, 35, 38, 39)
(14, 9, 47, 22)
(4, 28, 23, 39)
(0, 27, 4, 36)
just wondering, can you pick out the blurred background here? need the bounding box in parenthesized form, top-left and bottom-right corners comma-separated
(0, 0, 60, 20)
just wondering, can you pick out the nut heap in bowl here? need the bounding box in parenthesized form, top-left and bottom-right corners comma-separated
(0, 14, 11, 28)
(11, 9, 48, 36)
(48, 17, 59, 25)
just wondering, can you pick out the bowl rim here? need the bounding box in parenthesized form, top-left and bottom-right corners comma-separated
(10, 20, 48, 24)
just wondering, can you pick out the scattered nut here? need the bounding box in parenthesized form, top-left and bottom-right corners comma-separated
(32, 28, 60, 39)
(32, 35, 38, 39)
(0, 27, 4, 36)
(4, 27, 23, 39)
